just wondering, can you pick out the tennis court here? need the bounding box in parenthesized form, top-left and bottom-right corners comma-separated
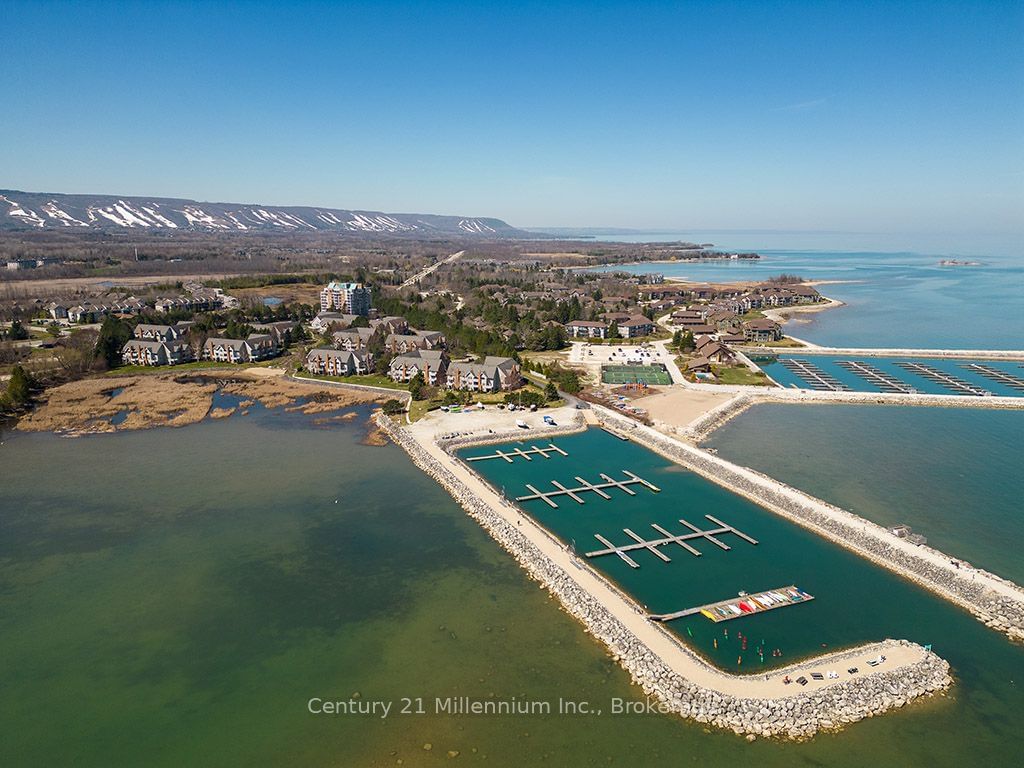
(601, 364, 672, 385)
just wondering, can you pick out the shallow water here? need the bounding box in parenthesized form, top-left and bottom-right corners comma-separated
(706, 404, 1024, 584)
(1, 409, 1022, 766)
(592, 250, 1024, 348)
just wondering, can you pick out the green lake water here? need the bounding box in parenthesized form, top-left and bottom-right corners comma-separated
(1, 408, 1022, 767)
(705, 404, 1024, 585)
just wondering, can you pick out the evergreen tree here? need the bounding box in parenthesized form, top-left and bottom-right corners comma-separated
(544, 381, 558, 401)
(94, 316, 132, 368)
(7, 364, 31, 406)
(6, 320, 29, 341)
(408, 371, 426, 401)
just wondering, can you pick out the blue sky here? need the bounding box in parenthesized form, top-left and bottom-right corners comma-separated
(3, 0, 1023, 240)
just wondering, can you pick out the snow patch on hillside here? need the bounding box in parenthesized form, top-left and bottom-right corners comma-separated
(0, 195, 46, 227)
(142, 205, 178, 228)
(42, 201, 88, 227)
(458, 219, 495, 233)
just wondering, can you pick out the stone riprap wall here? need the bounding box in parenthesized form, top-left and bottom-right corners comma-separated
(597, 409, 1024, 644)
(736, 346, 1024, 361)
(681, 390, 1024, 443)
(378, 414, 953, 739)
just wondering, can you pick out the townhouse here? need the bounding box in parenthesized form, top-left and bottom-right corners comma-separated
(120, 338, 194, 367)
(445, 356, 521, 392)
(564, 319, 609, 339)
(250, 320, 300, 345)
(305, 347, 373, 376)
(388, 349, 448, 385)
(310, 311, 357, 334)
(618, 315, 656, 338)
(203, 333, 279, 363)
(743, 318, 783, 342)
(134, 322, 191, 342)
(332, 327, 375, 350)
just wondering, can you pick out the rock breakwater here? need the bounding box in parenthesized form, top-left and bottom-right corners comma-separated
(378, 414, 953, 739)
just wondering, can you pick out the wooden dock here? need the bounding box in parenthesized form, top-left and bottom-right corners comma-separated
(649, 585, 814, 623)
(515, 470, 660, 508)
(961, 363, 1024, 392)
(466, 443, 568, 463)
(895, 361, 989, 396)
(779, 358, 851, 391)
(585, 514, 757, 567)
(835, 360, 915, 393)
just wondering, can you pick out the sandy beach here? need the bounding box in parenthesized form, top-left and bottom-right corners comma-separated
(629, 387, 736, 430)
(763, 296, 845, 323)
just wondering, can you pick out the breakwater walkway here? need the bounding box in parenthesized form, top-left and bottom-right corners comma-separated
(682, 389, 1024, 443)
(381, 408, 952, 739)
(737, 345, 1024, 361)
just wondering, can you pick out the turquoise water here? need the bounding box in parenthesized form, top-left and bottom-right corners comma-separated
(591, 250, 1024, 349)
(757, 354, 1024, 397)
(706, 404, 1024, 585)
(457, 429, 1024, 669)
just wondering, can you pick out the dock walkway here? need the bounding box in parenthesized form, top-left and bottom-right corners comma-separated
(466, 443, 567, 463)
(650, 585, 814, 623)
(586, 514, 757, 567)
(515, 470, 659, 508)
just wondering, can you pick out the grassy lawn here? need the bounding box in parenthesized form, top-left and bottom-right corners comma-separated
(301, 372, 408, 390)
(740, 309, 765, 320)
(344, 373, 409, 389)
(407, 398, 436, 422)
(710, 364, 773, 386)
(761, 337, 805, 347)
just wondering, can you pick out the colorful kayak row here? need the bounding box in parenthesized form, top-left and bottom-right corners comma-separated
(699, 585, 814, 623)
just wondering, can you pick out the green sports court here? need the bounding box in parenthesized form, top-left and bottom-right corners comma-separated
(601, 364, 672, 385)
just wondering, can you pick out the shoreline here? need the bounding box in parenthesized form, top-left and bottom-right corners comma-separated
(382, 409, 954, 739)
(762, 296, 845, 322)
(681, 389, 1024, 443)
(13, 368, 387, 436)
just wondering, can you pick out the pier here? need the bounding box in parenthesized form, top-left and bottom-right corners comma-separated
(894, 361, 990, 396)
(600, 425, 630, 441)
(515, 470, 660, 508)
(835, 360, 915, 393)
(585, 514, 757, 567)
(961, 363, 1024, 392)
(466, 443, 568, 463)
(649, 585, 814, 622)
(779, 358, 851, 391)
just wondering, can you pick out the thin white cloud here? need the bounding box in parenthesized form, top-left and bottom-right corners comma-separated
(771, 98, 828, 112)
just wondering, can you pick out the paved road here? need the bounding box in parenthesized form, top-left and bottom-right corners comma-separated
(399, 250, 464, 289)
